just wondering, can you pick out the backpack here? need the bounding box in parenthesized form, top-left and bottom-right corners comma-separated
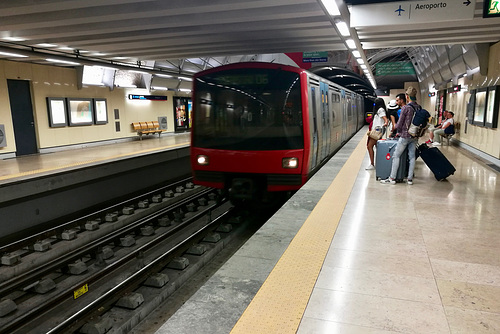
(408, 105, 431, 137)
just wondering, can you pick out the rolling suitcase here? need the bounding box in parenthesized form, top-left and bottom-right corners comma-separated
(418, 144, 455, 181)
(375, 139, 408, 182)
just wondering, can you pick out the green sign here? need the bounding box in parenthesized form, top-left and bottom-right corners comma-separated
(302, 51, 328, 63)
(376, 62, 416, 76)
(483, 0, 500, 17)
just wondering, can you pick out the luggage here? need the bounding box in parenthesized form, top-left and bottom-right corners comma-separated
(375, 139, 408, 182)
(417, 144, 455, 181)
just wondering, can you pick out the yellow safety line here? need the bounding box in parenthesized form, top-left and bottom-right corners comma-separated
(230, 136, 367, 334)
(0, 143, 188, 182)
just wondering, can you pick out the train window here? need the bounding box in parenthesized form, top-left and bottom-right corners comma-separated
(331, 92, 341, 127)
(193, 68, 303, 150)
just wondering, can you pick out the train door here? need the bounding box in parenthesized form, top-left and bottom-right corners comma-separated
(309, 83, 319, 170)
(320, 81, 330, 161)
(7, 80, 38, 156)
(346, 94, 353, 135)
(340, 90, 348, 142)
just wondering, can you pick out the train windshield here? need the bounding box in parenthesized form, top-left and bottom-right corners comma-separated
(193, 68, 303, 150)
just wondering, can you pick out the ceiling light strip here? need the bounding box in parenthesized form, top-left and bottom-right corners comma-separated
(319, 0, 377, 90)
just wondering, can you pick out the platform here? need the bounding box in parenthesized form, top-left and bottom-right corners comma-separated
(0, 133, 191, 185)
(150, 128, 500, 334)
(0, 133, 191, 245)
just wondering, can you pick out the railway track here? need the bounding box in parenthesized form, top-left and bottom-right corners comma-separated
(0, 178, 286, 333)
(0, 178, 225, 332)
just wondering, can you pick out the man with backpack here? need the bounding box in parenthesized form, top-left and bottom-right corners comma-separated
(380, 86, 421, 185)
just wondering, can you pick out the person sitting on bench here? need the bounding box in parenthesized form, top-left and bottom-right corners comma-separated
(426, 111, 454, 146)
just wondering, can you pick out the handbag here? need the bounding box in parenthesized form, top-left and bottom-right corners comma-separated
(368, 126, 383, 140)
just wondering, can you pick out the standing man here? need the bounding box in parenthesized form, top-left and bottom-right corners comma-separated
(391, 92, 407, 137)
(380, 86, 420, 185)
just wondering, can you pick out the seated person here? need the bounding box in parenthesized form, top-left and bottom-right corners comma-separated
(426, 111, 454, 146)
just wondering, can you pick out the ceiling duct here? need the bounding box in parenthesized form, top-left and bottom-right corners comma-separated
(450, 56, 467, 77)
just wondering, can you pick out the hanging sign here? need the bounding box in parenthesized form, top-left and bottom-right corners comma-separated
(351, 0, 476, 27)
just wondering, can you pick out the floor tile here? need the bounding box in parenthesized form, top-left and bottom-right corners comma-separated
(303, 289, 449, 334)
(445, 306, 500, 334)
(437, 280, 500, 313)
(324, 248, 434, 278)
(297, 317, 400, 334)
(315, 266, 441, 304)
(431, 259, 500, 286)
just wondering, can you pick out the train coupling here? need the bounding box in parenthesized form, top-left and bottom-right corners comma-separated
(229, 178, 256, 200)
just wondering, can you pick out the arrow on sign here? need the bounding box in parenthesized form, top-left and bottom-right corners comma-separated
(463, 0, 471, 5)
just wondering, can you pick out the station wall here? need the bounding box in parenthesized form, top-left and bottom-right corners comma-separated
(420, 41, 500, 161)
(0, 60, 187, 156)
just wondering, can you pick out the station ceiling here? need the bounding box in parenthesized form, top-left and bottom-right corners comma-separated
(0, 0, 499, 90)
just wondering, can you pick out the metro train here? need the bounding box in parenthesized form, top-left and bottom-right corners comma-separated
(190, 62, 366, 201)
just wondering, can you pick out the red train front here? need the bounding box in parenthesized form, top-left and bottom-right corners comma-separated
(190, 62, 310, 200)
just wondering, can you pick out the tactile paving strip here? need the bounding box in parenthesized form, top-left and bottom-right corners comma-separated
(230, 136, 367, 334)
(0, 143, 186, 182)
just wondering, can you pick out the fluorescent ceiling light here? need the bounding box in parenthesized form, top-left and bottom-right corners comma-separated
(352, 50, 361, 58)
(360, 64, 367, 69)
(321, 0, 340, 16)
(58, 46, 73, 51)
(346, 39, 356, 49)
(151, 86, 169, 91)
(3, 37, 26, 42)
(0, 51, 28, 58)
(36, 43, 57, 48)
(335, 21, 350, 37)
(178, 76, 193, 81)
(46, 58, 81, 65)
(357, 58, 365, 65)
(155, 73, 173, 78)
(178, 88, 191, 92)
(129, 70, 148, 74)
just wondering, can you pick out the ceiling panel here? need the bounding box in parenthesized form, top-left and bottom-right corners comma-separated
(0, 0, 498, 89)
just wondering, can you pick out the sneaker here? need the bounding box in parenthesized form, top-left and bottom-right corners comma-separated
(380, 178, 396, 184)
(433, 142, 441, 146)
(365, 165, 375, 170)
(407, 179, 413, 185)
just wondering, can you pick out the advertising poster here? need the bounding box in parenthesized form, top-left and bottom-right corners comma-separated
(174, 97, 192, 132)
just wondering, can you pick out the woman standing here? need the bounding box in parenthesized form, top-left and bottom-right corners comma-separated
(366, 98, 388, 170)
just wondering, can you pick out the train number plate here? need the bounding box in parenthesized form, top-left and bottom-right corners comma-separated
(74, 284, 89, 299)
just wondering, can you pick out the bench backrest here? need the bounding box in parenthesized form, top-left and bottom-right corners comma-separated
(132, 121, 162, 131)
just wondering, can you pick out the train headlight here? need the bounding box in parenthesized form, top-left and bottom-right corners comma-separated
(197, 155, 209, 165)
(282, 157, 298, 169)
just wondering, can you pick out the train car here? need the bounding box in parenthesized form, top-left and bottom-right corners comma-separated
(190, 62, 365, 201)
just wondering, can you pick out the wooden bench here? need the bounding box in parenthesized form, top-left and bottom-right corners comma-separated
(131, 121, 166, 140)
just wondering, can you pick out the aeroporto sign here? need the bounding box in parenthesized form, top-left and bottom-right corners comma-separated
(350, 0, 476, 27)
